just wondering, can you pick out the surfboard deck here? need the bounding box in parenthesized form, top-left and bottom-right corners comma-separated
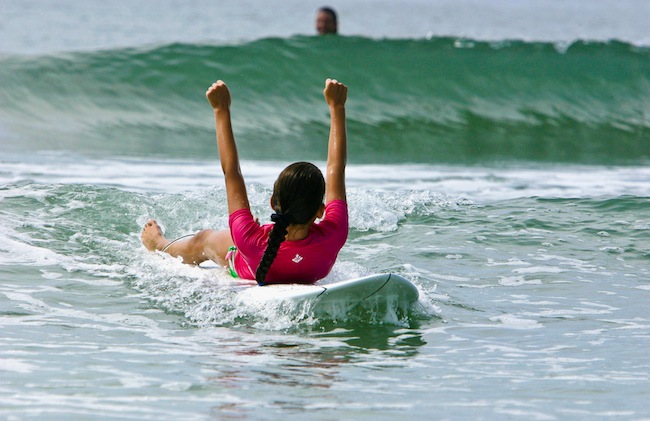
(235, 273, 419, 314)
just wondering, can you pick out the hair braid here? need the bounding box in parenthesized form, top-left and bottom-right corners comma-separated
(255, 214, 289, 285)
(254, 162, 325, 285)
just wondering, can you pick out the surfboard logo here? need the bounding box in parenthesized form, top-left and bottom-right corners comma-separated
(292, 254, 303, 263)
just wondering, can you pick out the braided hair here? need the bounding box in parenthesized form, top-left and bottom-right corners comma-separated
(255, 162, 326, 285)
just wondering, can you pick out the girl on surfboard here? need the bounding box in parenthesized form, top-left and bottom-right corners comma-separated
(141, 79, 349, 285)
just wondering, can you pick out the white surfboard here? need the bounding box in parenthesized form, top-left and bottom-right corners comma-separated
(235, 273, 419, 317)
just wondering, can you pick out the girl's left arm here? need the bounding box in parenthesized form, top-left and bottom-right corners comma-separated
(323, 79, 348, 204)
(206, 81, 250, 213)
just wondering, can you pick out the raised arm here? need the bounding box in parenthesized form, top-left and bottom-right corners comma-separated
(323, 79, 348, 204)
(206, 81, 250, 213)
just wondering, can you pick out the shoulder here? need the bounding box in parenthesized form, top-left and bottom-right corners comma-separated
(229, 209, 271, 241)
(229, 208, 254, 225)
(313, 199, 348, 240)
(324, 199, 348, 214)
(323, 199, 348, 223)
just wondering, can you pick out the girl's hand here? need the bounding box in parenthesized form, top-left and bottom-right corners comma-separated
(324, 78, 347, 108)
(206, 80, 231, 111)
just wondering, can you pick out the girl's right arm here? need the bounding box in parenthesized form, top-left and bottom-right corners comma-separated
(323, 79, 348, 204)
(206, 81, 250, 214)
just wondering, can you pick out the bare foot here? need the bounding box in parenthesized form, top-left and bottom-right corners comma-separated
(141, 219, 171, 252)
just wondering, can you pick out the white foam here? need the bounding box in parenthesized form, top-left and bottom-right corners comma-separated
(0, 359, 37, 374)
(5, 155, 650, 200)
(490, 314, 544, 330)
(498, 276, 543, 286)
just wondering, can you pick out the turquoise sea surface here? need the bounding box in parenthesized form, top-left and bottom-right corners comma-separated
(1, 1, 649, 419)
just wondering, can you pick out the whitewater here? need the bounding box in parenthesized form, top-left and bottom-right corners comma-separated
(1, 1, 649, 420)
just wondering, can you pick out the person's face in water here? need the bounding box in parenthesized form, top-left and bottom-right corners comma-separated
(316, 10, 337, 35)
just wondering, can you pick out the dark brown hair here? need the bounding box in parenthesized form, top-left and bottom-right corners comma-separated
(255, 162, 325, 285)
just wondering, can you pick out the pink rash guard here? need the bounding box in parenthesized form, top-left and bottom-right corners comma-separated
(228, 199, 348, 284)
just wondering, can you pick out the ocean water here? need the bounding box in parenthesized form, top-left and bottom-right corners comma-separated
(1, 1, 650, 420)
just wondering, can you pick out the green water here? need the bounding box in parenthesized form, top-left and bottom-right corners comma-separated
(1, 1, 649, 419)
(1, 37, 648, 164)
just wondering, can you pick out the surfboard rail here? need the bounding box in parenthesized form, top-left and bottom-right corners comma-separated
(236, 273, 419, 311)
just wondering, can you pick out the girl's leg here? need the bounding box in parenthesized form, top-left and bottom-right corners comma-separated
(141, 219, 234, 266)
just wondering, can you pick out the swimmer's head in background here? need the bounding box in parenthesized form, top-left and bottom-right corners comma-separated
(316, 7, 338, 35)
